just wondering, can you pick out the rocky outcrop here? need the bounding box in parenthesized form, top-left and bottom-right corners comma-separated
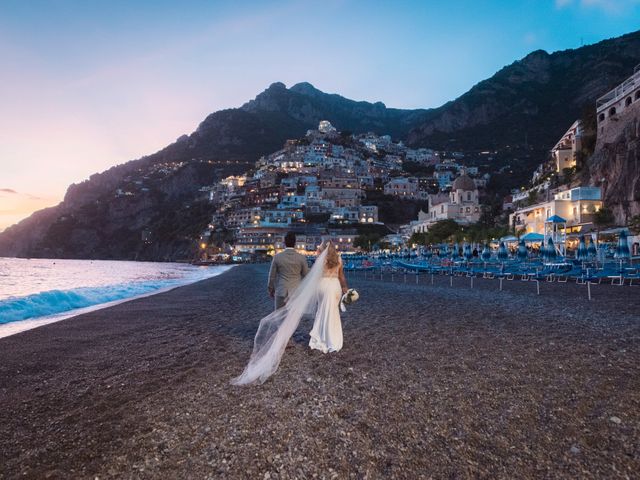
(586, 101, 640, 224)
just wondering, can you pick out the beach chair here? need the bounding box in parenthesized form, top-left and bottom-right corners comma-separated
(557, 265, 582, 283)
(626, 268, 640, 286)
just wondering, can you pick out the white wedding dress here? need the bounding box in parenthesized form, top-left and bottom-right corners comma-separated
(308, 260, 343, 353)
(231, 247, 344, 386)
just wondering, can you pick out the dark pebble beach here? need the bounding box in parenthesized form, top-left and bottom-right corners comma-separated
(1, 265, 639, 479)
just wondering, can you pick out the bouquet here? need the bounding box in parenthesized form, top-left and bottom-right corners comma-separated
(340, 288, 360, 312)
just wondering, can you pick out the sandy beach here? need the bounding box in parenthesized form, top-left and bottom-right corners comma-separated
(1, 264, 639, 479)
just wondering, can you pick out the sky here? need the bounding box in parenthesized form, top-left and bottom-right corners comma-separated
(1, 0, 639, 231)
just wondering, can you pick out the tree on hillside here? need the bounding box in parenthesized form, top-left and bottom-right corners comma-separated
(409, 232, 428, 246)
(593, 207, 615, 229)
(353, 232, 383, 251)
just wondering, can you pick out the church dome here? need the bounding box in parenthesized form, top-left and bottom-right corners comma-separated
(452, 174, 476, 191)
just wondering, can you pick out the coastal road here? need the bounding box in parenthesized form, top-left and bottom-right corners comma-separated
(1, 265, 639, 479)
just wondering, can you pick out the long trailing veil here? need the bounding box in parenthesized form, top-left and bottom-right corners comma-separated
(231, 247, 329, 386)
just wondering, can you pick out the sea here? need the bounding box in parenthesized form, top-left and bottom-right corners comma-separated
(0, 257, 233, 338)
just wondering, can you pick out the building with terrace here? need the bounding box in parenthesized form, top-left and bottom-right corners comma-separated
(596, 64, 640, 142)
(509, 186, 603, 235)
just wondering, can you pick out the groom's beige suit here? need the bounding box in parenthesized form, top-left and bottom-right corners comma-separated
(268, 247, 309, 310)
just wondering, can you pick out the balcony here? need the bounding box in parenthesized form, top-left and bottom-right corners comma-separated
(596, 65, 640, 112)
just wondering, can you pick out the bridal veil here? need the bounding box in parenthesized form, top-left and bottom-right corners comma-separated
(231, 247, 329, 385)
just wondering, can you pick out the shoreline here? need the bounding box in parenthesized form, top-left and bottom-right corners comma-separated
(0, 264, 235, 339)
(1, 264, 639, 478)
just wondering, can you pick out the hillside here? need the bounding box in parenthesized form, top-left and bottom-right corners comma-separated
(2, 30, 640, 259)
(407, 30, 640, 152)
(0, 84, 426, 260)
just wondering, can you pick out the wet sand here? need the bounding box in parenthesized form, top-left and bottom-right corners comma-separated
(1, 265, 639, 479)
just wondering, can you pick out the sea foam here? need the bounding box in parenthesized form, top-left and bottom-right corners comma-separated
(0, 266, 232, 324)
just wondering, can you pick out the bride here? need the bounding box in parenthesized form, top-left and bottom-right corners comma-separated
(231, 242, 348, 385)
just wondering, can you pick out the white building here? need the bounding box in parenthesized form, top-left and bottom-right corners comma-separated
(278, 194, 306, 209)
(383, 177, 427, 200)
(551, 120, 583, 173)
(318, 120, 337, 134)
(260, 209, 304, 226)
(321, 187, 363, 208)
(226, 207, 262, 228)
(405, 148, 437, 164)
(509, 186, 603, 235)
(329, 205, 379, 224)
(411, 175, 481, 233)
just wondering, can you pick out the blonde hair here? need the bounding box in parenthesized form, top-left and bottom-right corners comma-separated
(325, 242, 340, 269)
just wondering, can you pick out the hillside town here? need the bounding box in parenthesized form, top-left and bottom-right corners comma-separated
(195, 65, 640, 262)
(196, 119, 490, 259)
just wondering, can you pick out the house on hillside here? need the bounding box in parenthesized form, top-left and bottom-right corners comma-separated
(551, 120, 583, 173)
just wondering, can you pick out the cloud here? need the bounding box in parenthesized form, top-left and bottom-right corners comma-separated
(555, 0, 640, 14)
(0, 188, 42, 200)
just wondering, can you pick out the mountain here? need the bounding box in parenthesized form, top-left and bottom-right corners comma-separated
(407, 30, 640, 152)
(172, 81, 429, 165)
(0, 84, 426, 260)
(2, 30, 640, 259)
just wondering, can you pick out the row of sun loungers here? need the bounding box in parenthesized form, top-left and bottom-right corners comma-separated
(346, 259, 640, 287)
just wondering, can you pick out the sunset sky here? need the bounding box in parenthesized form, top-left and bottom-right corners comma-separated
(1, 0, 639, 231)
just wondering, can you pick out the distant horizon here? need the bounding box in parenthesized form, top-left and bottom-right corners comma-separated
(2, 0, 640, 231)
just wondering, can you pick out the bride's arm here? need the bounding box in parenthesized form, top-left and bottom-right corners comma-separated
(338, 258, 348, 294)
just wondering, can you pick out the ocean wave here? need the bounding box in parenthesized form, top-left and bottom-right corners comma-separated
(0, 267, 230, 324)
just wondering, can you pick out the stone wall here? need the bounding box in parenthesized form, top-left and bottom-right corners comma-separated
(596, 89, 640, 148)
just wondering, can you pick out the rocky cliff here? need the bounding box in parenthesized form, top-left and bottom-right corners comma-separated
(586, 98, 640, 224)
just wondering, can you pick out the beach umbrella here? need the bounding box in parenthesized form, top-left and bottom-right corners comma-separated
(451, 243, 460, 259)
(614, 230, 630, 260)
(576, 235, 588, 261)
(587, 238, 597, 258)
(463, 243, 473, 261)
(481, 244, 492, 261)
(522, 232, 544, 243)
(544, 237, 557, 261)
(517, 239, 528, 261)
(497, 241, 509, 261)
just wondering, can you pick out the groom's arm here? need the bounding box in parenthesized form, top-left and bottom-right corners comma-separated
(300, 256, 310, 277)
(267, 258, 277, 297)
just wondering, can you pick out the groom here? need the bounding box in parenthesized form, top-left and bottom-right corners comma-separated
(268, 232, 309, 310)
